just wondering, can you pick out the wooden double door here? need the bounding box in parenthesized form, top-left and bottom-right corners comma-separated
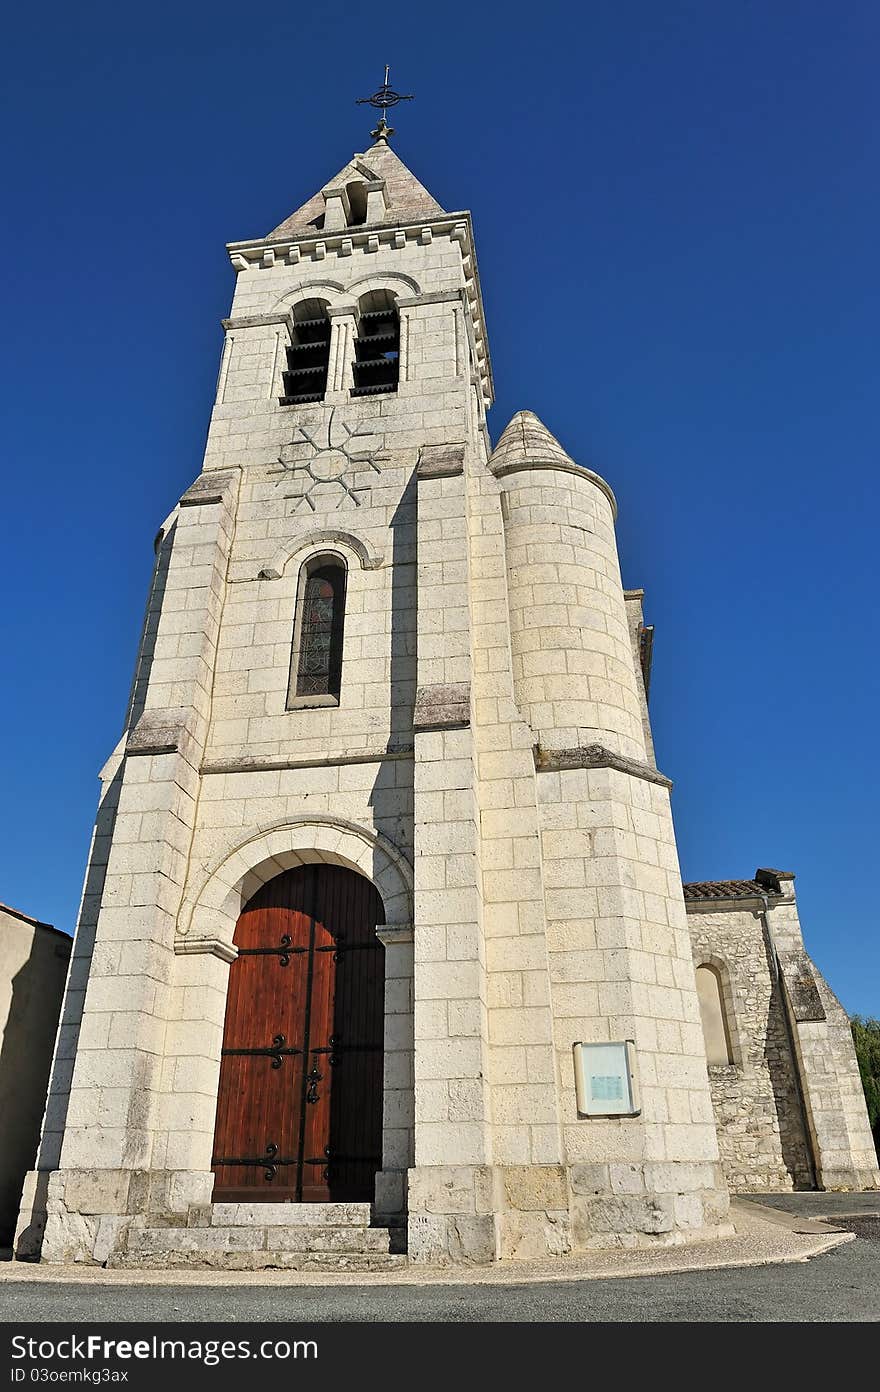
(211, 864, 385, 1202)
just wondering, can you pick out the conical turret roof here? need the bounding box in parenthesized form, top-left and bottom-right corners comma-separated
(489, 410, 575, 470)
(267, 140, 446, 239)
(489, 409, 617, 514)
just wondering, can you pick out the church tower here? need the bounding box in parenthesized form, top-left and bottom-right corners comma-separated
(18, 104, 733, 1267)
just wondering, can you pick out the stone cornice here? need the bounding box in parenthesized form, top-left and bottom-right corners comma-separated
(178, 470, 239, 507)
(417, 444, 465, 479)
(173, 936, 238, 963)
(684, 893, 790, 914)
(413, 682, 471, 731)
(126, 709, 196, 760)
(201, 747, 414, 776)
(376, 924, 415, 946)
(684, 896, 766, 914)
(397, 289, 464, 308)
(220, 312, 291, 331)
(227, 211, 471, 258)
(533, 743, 672, 789)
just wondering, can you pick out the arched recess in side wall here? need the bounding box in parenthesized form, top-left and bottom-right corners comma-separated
(695, 958, 738, 1066)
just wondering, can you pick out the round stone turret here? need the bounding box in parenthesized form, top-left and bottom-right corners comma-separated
(490, 410, 646, 761)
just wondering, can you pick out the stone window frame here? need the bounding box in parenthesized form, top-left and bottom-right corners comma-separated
(286, 548, 348, 710)
(268, 274, 421, 398)
(695, 955, 741, 1070)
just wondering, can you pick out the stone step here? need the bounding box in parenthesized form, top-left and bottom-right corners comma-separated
(209, 1201, 372, 1228)
(113, 1247, 409, 1272)
(112, 1222, 401, 1269)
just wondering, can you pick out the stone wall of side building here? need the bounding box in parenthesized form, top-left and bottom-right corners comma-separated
(0, 906, 71, 1244)
(686, 872, 879, 1194)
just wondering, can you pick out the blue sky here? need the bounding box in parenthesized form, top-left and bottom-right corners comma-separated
(1, 1, 878, 1013)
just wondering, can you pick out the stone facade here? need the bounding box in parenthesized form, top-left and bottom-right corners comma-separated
(15, 133, 877, 1268)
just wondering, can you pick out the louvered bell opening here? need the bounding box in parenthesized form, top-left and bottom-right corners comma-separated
(280, 306, 331, 406)
(351, 309, 399, 398)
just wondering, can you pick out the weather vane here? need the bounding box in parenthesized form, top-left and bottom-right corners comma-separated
(356, 65, 414, 142)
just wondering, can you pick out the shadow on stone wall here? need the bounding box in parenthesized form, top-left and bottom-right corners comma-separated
(0, 930, 70, 1244)
(369, 474, 416, 857)
(127, 521, 175, 734)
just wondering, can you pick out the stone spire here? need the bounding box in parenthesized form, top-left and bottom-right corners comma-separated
(265, 141, 444, 240)
(490, 410, 575, 470)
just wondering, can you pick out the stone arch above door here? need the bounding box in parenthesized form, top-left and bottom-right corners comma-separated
(176, 815, 413, 960)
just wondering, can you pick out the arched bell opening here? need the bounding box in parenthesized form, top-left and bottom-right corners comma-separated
(351, 288, 400, 397)
(280, 297, 332, 405)
(211, 863, 386, 1203)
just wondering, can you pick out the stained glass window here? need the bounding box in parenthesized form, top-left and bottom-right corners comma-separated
(294, 560, 346, 700)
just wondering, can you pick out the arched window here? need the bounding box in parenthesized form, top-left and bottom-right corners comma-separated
(281, 299, 331, 405)
(288, 555, 347, 706)
(345, 181, 368, 226)
(351, 289, 399, 398)
(695, 964, 734, 1066)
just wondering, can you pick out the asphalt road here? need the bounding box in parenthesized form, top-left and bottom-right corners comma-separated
(735, 1191, 880, 1218)
(1, 1235, 878, 1322)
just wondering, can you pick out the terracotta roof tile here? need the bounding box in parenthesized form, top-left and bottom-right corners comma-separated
(682, 880, 782, 902)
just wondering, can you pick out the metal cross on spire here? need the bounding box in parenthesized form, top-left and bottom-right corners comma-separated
(356, 65, 414, 143)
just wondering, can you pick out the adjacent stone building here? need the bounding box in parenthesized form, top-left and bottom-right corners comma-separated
(685, 871, 878, 1196)
(0, 904, 71, 1245)
(16, 125, 877, 1269)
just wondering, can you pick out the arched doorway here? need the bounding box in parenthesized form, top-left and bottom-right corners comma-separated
(211, 864, 385, 1202)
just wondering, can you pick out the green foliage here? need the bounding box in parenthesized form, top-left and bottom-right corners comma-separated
(851, 1016, 880, 1152)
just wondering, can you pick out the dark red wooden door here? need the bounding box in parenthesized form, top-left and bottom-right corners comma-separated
(211, 864, 385, 1202)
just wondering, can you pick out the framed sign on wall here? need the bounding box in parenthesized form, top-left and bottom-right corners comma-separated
(573, 1040, 640, 1117)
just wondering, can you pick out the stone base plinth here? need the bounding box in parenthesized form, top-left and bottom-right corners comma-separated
(21, 1161, 732, 1268)
(17, 1169, 217, 1265)
(407, 1161, 732, 1264)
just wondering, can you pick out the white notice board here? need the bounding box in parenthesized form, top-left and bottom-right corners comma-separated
(573, 1040, 640, 1117)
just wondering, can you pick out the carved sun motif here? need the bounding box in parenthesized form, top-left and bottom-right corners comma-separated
(269, 408, 387, 511)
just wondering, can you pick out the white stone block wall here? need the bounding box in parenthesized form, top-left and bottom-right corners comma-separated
(406, 444, 499, 1264)
(536, 765, 728, 1244)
